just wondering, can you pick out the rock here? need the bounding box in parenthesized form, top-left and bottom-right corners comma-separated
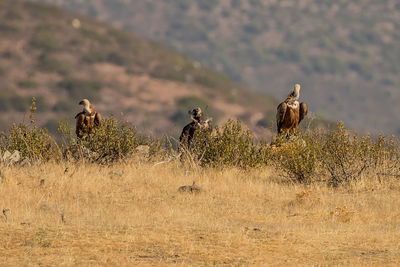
(178, 181, 202, 194)
(2, 150, 21, 165)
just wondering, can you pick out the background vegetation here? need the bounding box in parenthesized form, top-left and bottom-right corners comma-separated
(0, 0, 294, 139)
(33, 0, 400, 134)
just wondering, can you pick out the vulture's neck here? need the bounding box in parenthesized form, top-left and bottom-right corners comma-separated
(83, 104, 95, 117)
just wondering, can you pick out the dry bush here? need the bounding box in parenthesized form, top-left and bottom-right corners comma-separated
(2, 98, 400, 188)
(270, 123, 400, 186)
(58, 116, 173, 164)
(0, 98, 60, 162)
(316, 122, 398, 186)
(272, 133, 319, 184)
(190, 120, 271, 168)
(59, 117, 141, 163)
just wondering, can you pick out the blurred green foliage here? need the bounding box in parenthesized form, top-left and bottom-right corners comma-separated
(58, 78, 102, 101)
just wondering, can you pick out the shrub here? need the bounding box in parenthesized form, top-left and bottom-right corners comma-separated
(316, 122, 380, 186)
(0, 23, 20, 34)
(0, 66, 5, 76)
(272, 134, 319, 184)
(60, 117, 141, 163)
(18, 79, 38, 89)
(36, 53, 69, 74)
(190, 120, 270, 168)
(0, 98, 60, 162)
(83, 50, 128, 66)
(30, 28, 58, 52)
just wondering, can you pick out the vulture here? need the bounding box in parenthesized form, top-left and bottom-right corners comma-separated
(75, 99, 102, 139)
(179, 107, 212, 150)
(276, 84, 308, 135)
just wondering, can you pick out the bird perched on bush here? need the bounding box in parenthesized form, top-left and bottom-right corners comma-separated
(276, 84, 308, 136)
(75, 99, 102, 139)
(179, 107, 212, 150)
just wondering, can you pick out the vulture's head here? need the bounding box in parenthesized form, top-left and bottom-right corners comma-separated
(188, 107, 203, 122)
(79, 99, 90, 106)
(79, 99, 92, 114)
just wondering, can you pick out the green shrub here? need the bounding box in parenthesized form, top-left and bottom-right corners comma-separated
(0, 98, 60, 162)
(83, 50, 128, 66)
(60, 117, 141, 163)
(0, 23, 20, 34)
(18, 79, 38, 89)
(36, 53, 69, 74)
(269, 124, 400, 185)
(30, 28, 58, 52)
(80, 27, 111, 44)
(190, 120, 270, 168)
(272, 134, 319, 184)
(316, 123, 373, 186)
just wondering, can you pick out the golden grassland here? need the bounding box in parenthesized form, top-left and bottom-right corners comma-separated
(0, 161, 399, 266)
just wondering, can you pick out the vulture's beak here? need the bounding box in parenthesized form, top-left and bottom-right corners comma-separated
(79, 101, 84, 105)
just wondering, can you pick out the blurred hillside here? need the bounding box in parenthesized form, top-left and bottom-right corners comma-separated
(0, 0, 316, 139)
(33, 0, 400, 134)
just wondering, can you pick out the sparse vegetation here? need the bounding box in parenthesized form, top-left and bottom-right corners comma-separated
(30, 26, 58, 52)
(36, 53, 69, 74)
(1, 101, 399, 187)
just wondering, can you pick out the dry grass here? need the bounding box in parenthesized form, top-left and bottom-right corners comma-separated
(0, 162, 399, 266)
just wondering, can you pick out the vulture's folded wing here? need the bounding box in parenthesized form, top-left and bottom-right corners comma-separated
(75, 113, 86, 138)
(299, 102, 308, 123)
(276, 102, 287, 132)
(94, 112, 102, 126)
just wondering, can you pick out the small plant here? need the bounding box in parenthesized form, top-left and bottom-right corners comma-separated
(272, 133, 319, 184)
(317, 122, 379, 186)
(190, 120, 270, 168)
(0, 98, 60, 162)
(60, 117, 141, 163)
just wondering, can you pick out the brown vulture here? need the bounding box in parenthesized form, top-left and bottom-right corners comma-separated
(75, 99, 102, 139)
(276, 84, 308, 135)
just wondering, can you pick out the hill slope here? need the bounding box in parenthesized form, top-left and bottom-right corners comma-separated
(33, 0, 400, 134)
(0, 0, 290, 138)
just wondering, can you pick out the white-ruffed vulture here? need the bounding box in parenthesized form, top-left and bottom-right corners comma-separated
(276, 84, 308, 135)
(75, 99, 102, 139)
